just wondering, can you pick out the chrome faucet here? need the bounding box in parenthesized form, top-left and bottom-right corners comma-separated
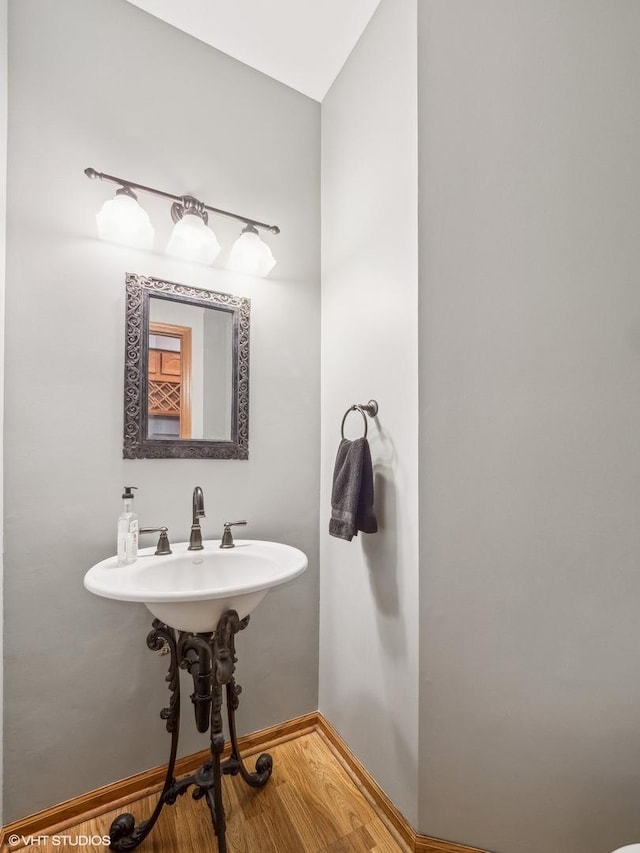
(188, 486, 205, 550)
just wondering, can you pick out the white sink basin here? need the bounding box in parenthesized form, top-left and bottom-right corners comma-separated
(84, 540, 308, 632)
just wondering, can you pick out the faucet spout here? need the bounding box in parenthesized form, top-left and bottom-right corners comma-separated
(192, 486, 205, 523)
(188, 487, 205, 550)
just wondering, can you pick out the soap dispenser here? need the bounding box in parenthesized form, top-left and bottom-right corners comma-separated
(117, 486, 139, 566)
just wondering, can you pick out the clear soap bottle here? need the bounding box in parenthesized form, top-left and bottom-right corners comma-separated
(117, 486, 139, 566)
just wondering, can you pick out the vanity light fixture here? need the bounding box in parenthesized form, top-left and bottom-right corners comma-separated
(95, 185, 155, 251)
(165, 196, 221, 265)
(85, 167, 280, 276)
(227, 224, 277, 277)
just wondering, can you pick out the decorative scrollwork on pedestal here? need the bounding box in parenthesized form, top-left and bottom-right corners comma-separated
(147, 620, 180, 733)
(216, 612, 273, 789)
(109, 621, 180, 851)
(179, 632, 213, 733)
(108, 611, 272, 853)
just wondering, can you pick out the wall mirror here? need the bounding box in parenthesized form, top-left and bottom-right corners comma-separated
(123, 273, 250, 459)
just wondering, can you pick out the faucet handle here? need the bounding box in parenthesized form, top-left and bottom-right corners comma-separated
(220, 520, 247, 549)
(140, 526, 172, 555)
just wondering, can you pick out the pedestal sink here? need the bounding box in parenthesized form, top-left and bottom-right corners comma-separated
(84, 539, 308, 632)
(84, 538, 307, 852)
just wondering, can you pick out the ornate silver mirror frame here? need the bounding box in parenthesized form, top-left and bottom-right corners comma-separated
(123, 273, 250, 459)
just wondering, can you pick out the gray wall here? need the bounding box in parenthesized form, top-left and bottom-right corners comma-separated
(4, 0, 320, 822)
(418, 2, 640, 852)
(320, 0, 419, 826)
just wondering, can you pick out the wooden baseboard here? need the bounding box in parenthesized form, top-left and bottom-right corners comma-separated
(0, 711, 318, 845)
(314, 714, 490, 853)
(414, 837, 490, 853)
(315, 713, 415, 850)
(1, 710, 489, 853)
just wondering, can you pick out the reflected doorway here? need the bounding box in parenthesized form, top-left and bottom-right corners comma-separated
(148, 322, 192, 439)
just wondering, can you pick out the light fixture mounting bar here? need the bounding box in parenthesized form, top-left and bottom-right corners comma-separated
(84, 167, 280, 235)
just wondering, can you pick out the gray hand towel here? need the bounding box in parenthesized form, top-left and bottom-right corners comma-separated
(329, 437, 378, 541)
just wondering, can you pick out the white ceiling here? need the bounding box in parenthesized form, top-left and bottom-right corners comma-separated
(125, 0, 381, 102)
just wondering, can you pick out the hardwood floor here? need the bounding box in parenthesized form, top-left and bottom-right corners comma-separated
(10, 732, 407, 852)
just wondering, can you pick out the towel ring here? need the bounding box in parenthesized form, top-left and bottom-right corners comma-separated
(340, 400, 379, 439)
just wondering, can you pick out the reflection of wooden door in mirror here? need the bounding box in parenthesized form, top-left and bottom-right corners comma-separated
(148, 322, 192, 439)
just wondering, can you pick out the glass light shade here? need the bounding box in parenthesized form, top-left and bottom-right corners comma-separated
(166, 213, 221, 264)
(227, 229, 276, 277)
(95, 193, 154, 250)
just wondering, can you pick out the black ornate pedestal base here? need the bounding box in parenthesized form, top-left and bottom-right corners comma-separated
(108, 611, 272, 852)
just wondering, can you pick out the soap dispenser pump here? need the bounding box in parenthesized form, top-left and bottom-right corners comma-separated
(117, 486, 139, 566)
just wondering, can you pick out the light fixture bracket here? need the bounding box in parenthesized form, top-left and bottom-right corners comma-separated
(115, 185, 138, 201)
(171, 196, 209, 225)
